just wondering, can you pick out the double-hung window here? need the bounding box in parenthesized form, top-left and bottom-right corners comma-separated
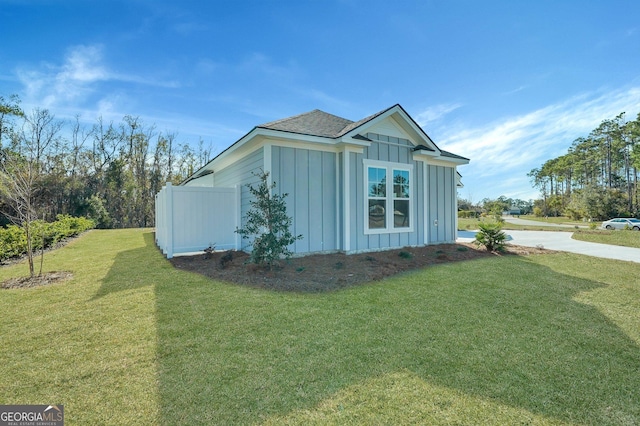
(364, 160, 413, 234)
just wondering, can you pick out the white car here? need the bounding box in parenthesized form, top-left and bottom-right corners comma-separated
(601, 218, 640, 230)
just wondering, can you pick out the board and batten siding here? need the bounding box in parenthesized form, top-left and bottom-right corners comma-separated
(348, 139, 424, 253)
(427, 164, 457, 244)
(271, 146, 337, 253)
(214, 147, 264, 233)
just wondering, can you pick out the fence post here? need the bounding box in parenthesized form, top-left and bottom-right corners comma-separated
(235, 183, 242, 250)
(166, 182, 174, 259)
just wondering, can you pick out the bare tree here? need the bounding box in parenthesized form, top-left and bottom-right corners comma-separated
(0, 151, 39, 277)
(0, 107, 62, 277)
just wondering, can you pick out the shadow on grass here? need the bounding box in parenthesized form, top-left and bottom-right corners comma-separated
(91, 232, 161, 300)
(154, 251, 640, 424)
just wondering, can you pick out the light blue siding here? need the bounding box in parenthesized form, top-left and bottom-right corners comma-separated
(349, 140, 422, 252)
(214, 147, 264, 237)
(271, 146, 337, 253)
(427, 165, 456, 244)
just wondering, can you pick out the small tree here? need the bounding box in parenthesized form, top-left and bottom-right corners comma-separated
(0, 150, 40, 277)
(236, 170, 302, 269)
(474, 222, 507, 252)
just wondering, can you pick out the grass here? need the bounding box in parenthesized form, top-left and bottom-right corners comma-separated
(458, 217, 574, 232)
(1, 229, 640, 424)
(512, 215, 586, 226)
(572, 228, 640, 248)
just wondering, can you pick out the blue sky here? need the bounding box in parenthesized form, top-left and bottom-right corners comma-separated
(1, 0, 639, 202)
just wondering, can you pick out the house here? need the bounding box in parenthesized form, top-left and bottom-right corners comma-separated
(155, 104, 469, 258)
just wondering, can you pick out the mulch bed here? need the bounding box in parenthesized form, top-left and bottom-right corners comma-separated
(170, 243, 548, 293)
(1, 271, 73, 289)
(1, 234, 82, 289)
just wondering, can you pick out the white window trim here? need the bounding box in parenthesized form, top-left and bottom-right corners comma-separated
(363, 159, 414, 235)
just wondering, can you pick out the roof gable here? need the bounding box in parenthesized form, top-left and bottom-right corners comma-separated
(183, 103, 468, 185)
(339, 104, 441, 152)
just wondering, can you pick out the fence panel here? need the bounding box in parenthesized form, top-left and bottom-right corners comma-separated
(155, 183, 238, 258)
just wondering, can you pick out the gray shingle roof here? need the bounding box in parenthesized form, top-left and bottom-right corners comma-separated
(335, 107, 392, 137)
(257, 105, 398, 139)
(182, 104, 468, 185)
(258, 109, 354, 138)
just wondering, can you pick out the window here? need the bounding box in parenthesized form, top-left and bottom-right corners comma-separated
(364, 160, 413, 234)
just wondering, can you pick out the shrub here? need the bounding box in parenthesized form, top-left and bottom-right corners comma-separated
(474, 222, 507, 252)
(0, 225, 27, 262)
(0, 215, 94, 262)
(458, 210, 479, 219)
(236, 170, 302, 269)
(398, 251, 413, 259)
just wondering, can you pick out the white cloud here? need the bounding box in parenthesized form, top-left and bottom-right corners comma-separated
(415, 103, 462, 126)
(59, 45, 109, 83)
(502, 85, 527, 95)
(17, 45, 109, 108)
(442, 86, 640, 172)
(17, 44, 179, 110)
(442, 86, 640, 199)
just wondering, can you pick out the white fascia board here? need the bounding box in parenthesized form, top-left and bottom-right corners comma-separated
(208, 134, 266, 173)
(200, 128, 344, 175)
(343, 105, 441, 154)
(414, 151, 470, 166)
(412, 150, 439, 158)
(427, 158, 456, 168)
(437, 156, 470, 165)
(336, 137, 369, 153)
(258, 128, 337, 145)
(262, 135, 340, 153)
(389, 111, 441, 153)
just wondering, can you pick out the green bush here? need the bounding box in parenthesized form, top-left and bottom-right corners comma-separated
(236, 171, 302, 269)
(458, 210, 479, 219)
(0, 225, 27, 261)
(474, 222, 507, 252)
(0, 215, 95, 262)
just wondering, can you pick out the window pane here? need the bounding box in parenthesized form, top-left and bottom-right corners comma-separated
(369, 200, 386, 229)
(368, 167, 386, 197)
(393, 169, 409, 198)
(394, 200, 409, 228)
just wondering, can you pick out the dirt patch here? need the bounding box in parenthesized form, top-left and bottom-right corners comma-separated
(170, 243, 547, 293)
(2, 271, 73, 289)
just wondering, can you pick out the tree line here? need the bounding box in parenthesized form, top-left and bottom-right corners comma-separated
(528, 111, 640, 219)
(0, 94, 212, 229)
(458, 196, 533, 218)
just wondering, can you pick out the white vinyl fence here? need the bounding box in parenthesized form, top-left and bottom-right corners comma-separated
(155, 183, 240, 258)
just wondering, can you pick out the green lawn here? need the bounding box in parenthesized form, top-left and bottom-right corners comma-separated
(573, 228, 640, 248)
(458, 217, 574, 232)
(511, 215, 586, 226)
(1, 229, 639, 425)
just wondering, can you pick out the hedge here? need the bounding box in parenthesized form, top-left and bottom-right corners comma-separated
(0, 215, 95, 262)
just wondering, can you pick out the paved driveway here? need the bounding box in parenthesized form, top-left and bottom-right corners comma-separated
(457, 230, 640, 264)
